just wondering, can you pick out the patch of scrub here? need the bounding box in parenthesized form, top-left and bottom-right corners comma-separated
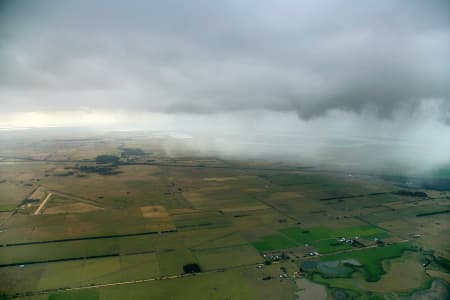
(295, 278, 327, 300)
(300, 261, 318, 272)
(407, 279, 450, 300)
(300, 260, 357, 278)
(317, 261, 355, 277)
(341, 259, 362, 266)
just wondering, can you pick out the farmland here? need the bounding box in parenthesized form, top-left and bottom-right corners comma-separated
(0, 134, 449, 299)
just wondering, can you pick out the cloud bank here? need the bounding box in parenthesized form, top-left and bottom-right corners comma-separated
(1, 0, 448, 118)
(0, 0, 449, 172)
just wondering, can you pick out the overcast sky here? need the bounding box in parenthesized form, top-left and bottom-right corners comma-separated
(1, 0, 449, 171)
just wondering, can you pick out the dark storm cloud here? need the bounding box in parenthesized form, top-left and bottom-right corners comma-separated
(0, 0, 449, 120)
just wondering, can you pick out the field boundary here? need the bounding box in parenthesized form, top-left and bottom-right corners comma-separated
(0, 229, 177, 248)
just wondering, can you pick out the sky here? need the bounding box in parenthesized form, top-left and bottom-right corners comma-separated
(0, 0, 449, 171)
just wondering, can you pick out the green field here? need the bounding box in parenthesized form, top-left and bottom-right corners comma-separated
(193, 244, 262, 270)
(281, 225, 389, 244)
(251, 224, 389, 253)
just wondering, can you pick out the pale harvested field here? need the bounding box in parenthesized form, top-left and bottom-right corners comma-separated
(29, 186, 47, 201)
(43, 202, 103, 215)
(378, 215, 450, 255)
(140, 205, 169, 218)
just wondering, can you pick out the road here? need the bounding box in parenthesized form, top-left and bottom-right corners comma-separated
(66, 273, 195, 291)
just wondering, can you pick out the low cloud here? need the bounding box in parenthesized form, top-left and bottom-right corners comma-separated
(0, 0, 448, 119)
(0, 1, 449, 171)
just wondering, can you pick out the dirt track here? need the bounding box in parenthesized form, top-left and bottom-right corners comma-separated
(34, 192, 52, 215)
